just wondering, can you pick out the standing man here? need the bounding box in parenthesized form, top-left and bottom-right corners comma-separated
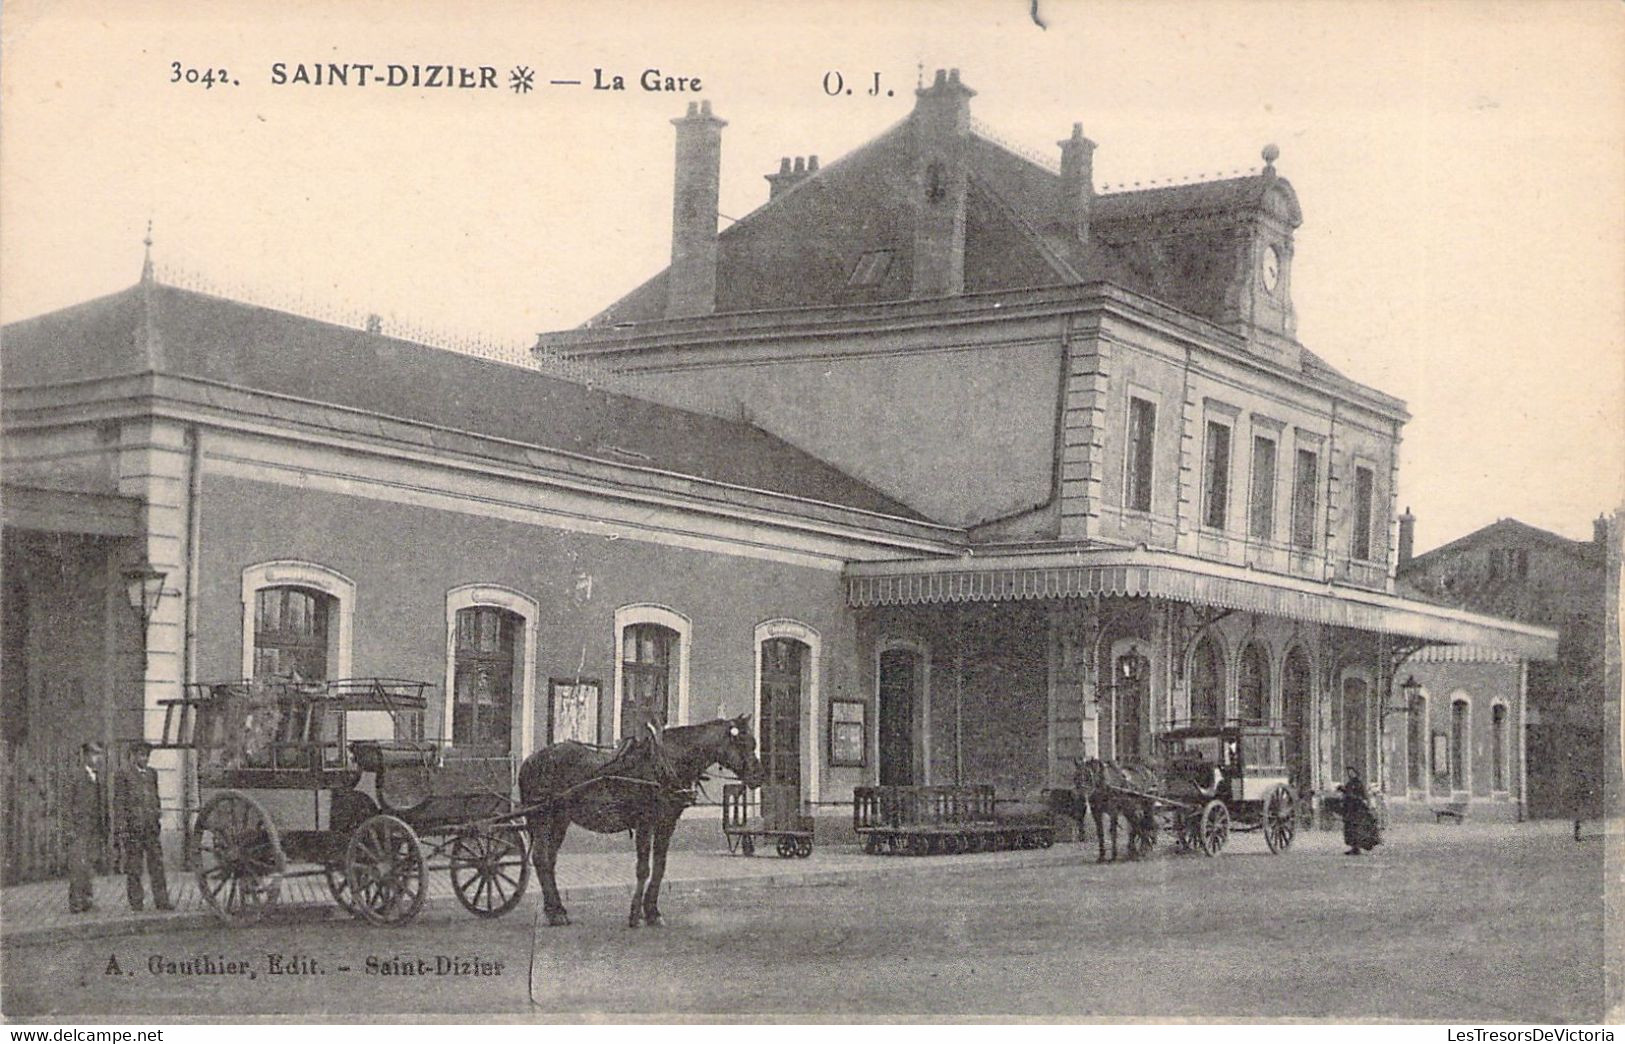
(66, 741, 105, 913)
(114, 740, 172, 911)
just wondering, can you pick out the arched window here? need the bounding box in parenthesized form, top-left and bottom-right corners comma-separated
(612, 605, 691, 740)
(1407, 689, 1428, 792)
(253, 586, 332, 680)
(1237, 643, 1270, 725)
(1450, 697, 1470, 792)
(452, 606, 520, 754)
(1281, 647, 1312, 787)
(755, 619, 822, 802)
(1188, 637, 1224, 726)
(1341, 675, 1370, 780)
(1491, 703, 1508, 792)
(241, 562, 354, 681)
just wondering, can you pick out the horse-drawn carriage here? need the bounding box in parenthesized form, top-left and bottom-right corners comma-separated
(1079, 723, 1298, 860)
(158, 677, 529, 926)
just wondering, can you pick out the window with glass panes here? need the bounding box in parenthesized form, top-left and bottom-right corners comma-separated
(1249, 435, 1277, 540)
(453, 606, 518, 753)
(1407, 693, 1427, 791)
(621, 623, 676, 738)
(1352, 466, 1375, 560)
(759, 638, 805, 787)
(1202, 421, 1232, 530)
(1451, 699, 1469, 790)
(1189, 638, 1223, 725)
(1238, 643, 1269, 724)
(1124, 397, 1156, 513)
(253, 586, 332, 680)
(1492, 704, 1508, 791)
(1291, 448, 1319, 549)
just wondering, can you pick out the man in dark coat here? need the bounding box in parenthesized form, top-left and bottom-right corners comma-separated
(66, 741, 105, 913)
(1336, 767, 1382, 855)
(114, 740, 171, 910)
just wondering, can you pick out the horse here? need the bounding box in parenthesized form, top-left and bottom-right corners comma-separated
(1074, 758, 1160, 863)
(517, 714, 765, 928)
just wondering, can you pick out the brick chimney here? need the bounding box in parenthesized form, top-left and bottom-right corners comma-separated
(1398, 506, 1416, 566)
(1056, 122, 1096, 249)
(667, 100, 727, 319)
(910, 68, 974, 299)
(1596, 513, 1609, 547)
(766, 155, 818, 201)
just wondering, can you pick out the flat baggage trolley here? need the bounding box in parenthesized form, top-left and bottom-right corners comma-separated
(722, 783, 813, 857)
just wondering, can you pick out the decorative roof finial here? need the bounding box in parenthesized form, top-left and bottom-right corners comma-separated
(140, 219, 155, 283)
(1261, 143, 1280, 177)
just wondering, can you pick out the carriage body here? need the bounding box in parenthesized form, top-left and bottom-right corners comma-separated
(156, 677, 528, 926)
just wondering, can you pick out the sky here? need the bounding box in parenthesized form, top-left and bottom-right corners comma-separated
(2, 0, 1621, 551)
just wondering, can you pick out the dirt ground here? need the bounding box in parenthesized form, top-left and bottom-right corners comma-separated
(2, 820, 1610, 1022)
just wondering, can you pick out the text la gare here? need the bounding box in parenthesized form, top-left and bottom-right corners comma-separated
(595, 68, 701, 92)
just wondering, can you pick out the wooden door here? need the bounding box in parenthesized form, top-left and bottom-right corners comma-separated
(759, 638, 804, 789)
(878, 649, 917, 786)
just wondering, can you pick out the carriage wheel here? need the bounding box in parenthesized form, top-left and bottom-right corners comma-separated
(795, 838, 813, 858)
(449, 826, 530, 919)
(1263, 785, 1297, 854)
(346, 814, 427, 926)
(193, 791, 285, 926)
(776, 836, 798, 858)
(1198, 800, 1230, 857)
(325, 863, 358, 916)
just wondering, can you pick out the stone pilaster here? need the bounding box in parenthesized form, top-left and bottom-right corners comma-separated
(1058, 333, 1111, 541)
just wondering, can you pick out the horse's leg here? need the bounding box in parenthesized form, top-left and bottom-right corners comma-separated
(1091, 799, 1107, 863)
(628, 822, 652, 929)
(533, 812, 571, 927)
(1109, 807, 1121, 862)
(642, 812, 677, 927)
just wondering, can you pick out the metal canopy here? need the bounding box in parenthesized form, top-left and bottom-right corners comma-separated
(845, 548, 1558, 660)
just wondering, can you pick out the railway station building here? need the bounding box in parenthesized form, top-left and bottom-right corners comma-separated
(1, 70, 1555, 881)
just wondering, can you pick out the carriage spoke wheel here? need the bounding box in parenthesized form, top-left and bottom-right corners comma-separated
(345, 815, 427, 926)
(776, 836, 798, 859)
(193, 791, 285, 926)
(1263, 785, 1297, 854)
(325, 863, 359, 916)
(1198, 800, 1230, 857)
(449, 827, 530, 919)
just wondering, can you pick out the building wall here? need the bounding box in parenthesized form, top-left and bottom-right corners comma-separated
(192, 472, 860, 805)
(605, 315, 1066, 529)
(1387, 657, 1524, 822)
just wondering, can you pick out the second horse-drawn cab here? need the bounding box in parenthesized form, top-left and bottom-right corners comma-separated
(1153, 723, 1298, 854)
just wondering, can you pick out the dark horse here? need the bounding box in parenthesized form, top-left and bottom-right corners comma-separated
(517, 715, 765, 928)
(1074, 758, 1159, 862)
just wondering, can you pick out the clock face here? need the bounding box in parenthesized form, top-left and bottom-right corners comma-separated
(1262, 245, 1281, 291)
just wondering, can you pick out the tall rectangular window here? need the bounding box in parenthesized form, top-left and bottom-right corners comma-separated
(1249, 435, 1277, 540)
(1292, 448, 1319, 549)
(1202, 421, 1231, 530)
(1124, 397, 1156, 513)
(1450, 699, 1469, 791)
(621, 623, 676, 737)
(1492, 704, 1508, 791)
(1352, 465, 1375, 560)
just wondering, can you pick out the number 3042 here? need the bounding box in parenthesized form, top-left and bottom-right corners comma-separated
(171, 63, 231, 88)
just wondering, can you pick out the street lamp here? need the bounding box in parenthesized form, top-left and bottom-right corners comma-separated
(121, 561, 167, 666)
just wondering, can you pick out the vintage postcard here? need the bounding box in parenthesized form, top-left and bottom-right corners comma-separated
(1, 0, 1620, 1027)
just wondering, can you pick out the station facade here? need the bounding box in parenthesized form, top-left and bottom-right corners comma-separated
(1, 71, 1554, 880)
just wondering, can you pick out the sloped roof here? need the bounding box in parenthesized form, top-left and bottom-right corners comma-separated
(1, 282, 933, 523)
(1401, 518, 1604, 573)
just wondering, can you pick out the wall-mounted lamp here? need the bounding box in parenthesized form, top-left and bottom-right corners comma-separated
(1384, 674, 1423, 717)
(121, 561, 167, 667)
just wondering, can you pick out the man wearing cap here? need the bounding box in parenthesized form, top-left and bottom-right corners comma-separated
(66, 742, 106, 913)
(114, 740, 172, 910)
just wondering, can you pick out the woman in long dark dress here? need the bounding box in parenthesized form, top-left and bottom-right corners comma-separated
(1336, 767, 1382, 855)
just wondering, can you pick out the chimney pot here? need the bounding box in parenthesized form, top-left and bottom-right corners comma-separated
(808, 155, 819, 171)
(1398, 507, 1416, 566)
(779, 157, 792, 174)
(686, 101, 698, 117)
(1595, 513, 1609, 546)
(933, 68, 947, 87)
(793, 156, 805, 173)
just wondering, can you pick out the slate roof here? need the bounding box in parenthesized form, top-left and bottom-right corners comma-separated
(1, 282, 933, 523)
(1401, 518, 1605, 573)
(592, 122, 1289, 323)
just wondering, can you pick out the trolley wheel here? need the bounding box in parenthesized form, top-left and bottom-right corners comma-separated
(346, 814, 427, 926)
(1038, 829, 1055, 850)
(1262, 785, 1296, 853)
(193, 791, 285, 926)
(1198, 800, 1230, 857)
(777, 836, 798, 858)
(450, 826, 530, 919)
(795, 838, 813, 858)
(862, 834, 880, 855)
(741, 834, 756, 857)
(325, 863, 358, 917)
